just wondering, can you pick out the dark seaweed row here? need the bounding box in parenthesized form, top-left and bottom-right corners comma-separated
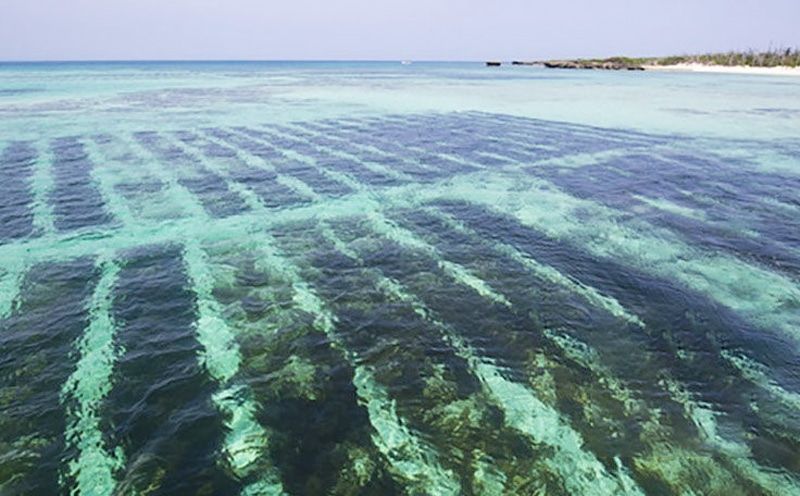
(2, 111, 799, 494)
(268, 205, 798, 492)
(525, 152, 800, 279)
(204, 240, 400, 494)
(238, 127, 407, 187)
(270, 219, 571, 494)
(298, 113, 800, 282)
(205, 127, 354, 198)
(50, 137, 114, 231)
(2, 206, 797, 493)
(312, 111, 668, 164)
(426, 199, 800, 470)
(0, 142, 37, 242)
(134, 131, 251, 218)
(103, 246, 235, 495)
(0, 258, 101, 494)
(174, 130, 313, 209)
(271, 124, 466, 183)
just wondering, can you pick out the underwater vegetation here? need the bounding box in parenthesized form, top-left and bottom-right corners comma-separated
(1, 111, 800, 495)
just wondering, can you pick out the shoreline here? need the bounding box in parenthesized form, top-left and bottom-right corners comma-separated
(642, 63, 800, 76)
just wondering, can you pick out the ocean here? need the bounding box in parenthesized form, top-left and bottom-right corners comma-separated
(1, 61, 799, 495)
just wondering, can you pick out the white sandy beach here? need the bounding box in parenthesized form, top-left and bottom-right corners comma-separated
(643, 63, 800, 76)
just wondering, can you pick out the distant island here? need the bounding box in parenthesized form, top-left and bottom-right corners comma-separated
(493, 48, 800, 75)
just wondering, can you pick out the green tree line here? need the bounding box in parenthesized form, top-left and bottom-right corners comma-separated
(648, 48, 800, 67)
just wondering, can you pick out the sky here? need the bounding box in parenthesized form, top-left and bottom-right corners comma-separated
(1, 0, 799, 61)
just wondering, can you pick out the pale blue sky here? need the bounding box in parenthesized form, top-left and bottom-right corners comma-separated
(2, 0, 798, 61)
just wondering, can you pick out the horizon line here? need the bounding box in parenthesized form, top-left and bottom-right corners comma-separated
(0, 58, 490, 64)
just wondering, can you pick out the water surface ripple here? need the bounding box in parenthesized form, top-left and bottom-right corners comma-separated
(1, 62, 799, 495)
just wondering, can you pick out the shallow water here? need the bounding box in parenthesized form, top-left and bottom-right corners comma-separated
(1, 61, 799, 495)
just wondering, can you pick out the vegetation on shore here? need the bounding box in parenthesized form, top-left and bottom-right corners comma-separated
(509, 49, 800, 71)
(595, 48, 800, 68)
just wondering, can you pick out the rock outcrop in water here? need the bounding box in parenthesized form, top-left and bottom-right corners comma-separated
(543, 59, 645, 70)
(507, 59, 644, 70)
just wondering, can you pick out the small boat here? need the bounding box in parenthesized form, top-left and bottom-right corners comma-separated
(401, 60, 412, 65)
(486, 61, 501, 67)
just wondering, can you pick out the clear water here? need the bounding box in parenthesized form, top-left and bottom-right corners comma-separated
(1, 61, 799, 495)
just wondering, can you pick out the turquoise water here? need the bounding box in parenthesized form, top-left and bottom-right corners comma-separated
(1, 61, 799, 495)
